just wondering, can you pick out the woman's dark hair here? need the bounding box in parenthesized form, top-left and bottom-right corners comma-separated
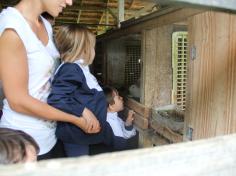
(0, 128, 39, 164)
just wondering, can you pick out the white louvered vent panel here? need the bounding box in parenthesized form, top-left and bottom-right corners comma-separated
(172, 32, 188, 111)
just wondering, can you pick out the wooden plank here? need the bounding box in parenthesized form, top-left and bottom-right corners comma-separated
(137, 128, 170, 148)
(151, 132, 170, 146)
(150, 119, 183, 143)
(141, 25, 174, 108)
(1, 134, 236, 176)
(133, 113, 149, 130)
(137, 129, 154, 148)
(185, 11, 236, 141)
(125, 98, 151, 118)
(118, 0, 124, 27)
(122, 106, 148, 130)
(141, 28, 157, 107)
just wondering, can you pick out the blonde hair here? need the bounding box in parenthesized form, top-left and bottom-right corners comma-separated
(55, 24, 96, 65)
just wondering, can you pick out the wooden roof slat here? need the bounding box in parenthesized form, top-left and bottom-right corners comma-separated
(0, 0, 158, 34)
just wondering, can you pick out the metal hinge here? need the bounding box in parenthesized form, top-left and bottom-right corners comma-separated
(190, 45, 196, 60)
(186, 126, 193, 141)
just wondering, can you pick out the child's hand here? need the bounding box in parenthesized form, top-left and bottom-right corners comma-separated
(81, 108, 101, 133)
(125, 110, 135, 126)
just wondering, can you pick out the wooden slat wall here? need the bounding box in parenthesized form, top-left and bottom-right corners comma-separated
(136, 128, 170, 147)
(185, 11, 236, 140)
(141, 28, 157, 107)
(141, 25, 173, 108)
(140, 24, 181, 146)
(150, 120, 183, 143)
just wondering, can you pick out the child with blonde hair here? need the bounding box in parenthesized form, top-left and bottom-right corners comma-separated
(47, 25, 108, 157)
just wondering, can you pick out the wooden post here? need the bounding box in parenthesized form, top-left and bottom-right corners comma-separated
(118, 0, 124, 28)
(141, 25, 174, 108)
(185, 11, 236, 140)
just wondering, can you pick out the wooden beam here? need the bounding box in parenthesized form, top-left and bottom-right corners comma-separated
(123, 105, 149, 130)
(118, 0, 125, 27)
(129, 0, 135, 9)
(64, 3, 144, 11)
(97, 8, 203, 41)
(105, 0, 109, 8)
(155, 0, 236, 13)
(2, 134, 236, 175)
(76, 11, 82, 23)
(150, 118, 183, 143)
(99, 12, 105, 24)
(125, 98, 151, 118)
(76, 0, 83, 23)
(55, 21, 116, 27)
(107, 8, 118, 21)
(96, 0, 110, 33)
(65, 6, 106, 11)
(64, 6, 146, 14)
(133, 3, 156, 18)
(105, 9, 109, 28)
(137, 128, 169, 147)
(133, 113, 149, 129)
(105, 0, 110, 28)
(97, 12, 105, 34)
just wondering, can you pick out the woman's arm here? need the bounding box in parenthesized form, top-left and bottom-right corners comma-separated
(0, 29, 99, 133)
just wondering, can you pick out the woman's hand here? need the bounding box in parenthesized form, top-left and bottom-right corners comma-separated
(80, 108, 101, 133)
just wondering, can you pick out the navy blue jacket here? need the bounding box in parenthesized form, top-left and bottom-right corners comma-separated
(48, 63, 110, 145)
(90, 124, 138, 154)
(109, 125, 135, 150)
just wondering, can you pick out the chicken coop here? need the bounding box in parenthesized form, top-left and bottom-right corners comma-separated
(1, 0, 236, 175)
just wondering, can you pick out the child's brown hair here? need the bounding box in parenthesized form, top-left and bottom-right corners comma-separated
(103, 86, 118, 107)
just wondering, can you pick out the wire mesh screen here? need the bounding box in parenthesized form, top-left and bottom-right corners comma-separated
(125, 45, 141, 87)
(172, 32, 188, 111)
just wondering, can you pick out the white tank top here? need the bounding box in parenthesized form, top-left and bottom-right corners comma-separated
(0, 7, 60, 155)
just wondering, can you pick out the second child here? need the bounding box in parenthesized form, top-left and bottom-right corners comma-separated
(90, 86, 137, 155)
(103, 86, 137, 150)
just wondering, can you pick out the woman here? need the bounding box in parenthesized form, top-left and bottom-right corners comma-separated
(0, 0, 100, 160)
